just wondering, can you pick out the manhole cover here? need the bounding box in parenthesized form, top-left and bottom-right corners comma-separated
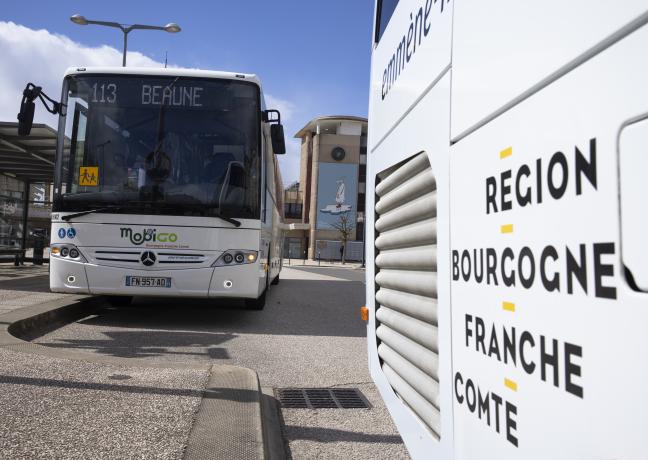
(276, 388, 370, 409)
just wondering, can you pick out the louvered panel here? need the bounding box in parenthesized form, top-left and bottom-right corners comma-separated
(375, 169, 436, 215)
(377, 326, 439, 380)
(376, 246, 436, 271)
(375, 192, 437, 232)
(375, 288, 437, 323)
(375, 270, 436, 297)
(374, 152, 439, 437)
(375, 152, 432, 197)
(382, 363, 441, 437)
(378, 343, 440, 408)
(375, 218, 437, 250)
(376, 307, 438, 351)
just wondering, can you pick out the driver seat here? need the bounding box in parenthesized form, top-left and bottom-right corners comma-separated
(204, 153, 235, 185)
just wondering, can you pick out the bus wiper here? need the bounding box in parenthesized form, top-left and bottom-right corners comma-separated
(151, 201, 242, 227)
(185, 204, 242, 227)
(213, 213, 241, 227)
(162, 196, 242, 227)
(61, 206, 123, 221)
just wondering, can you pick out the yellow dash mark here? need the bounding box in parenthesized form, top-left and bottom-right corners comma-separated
(500, 147, 513, 159)
(504, 379, 518, 392)
(502, 301, 516, 312)
(500, 224, 514, 234)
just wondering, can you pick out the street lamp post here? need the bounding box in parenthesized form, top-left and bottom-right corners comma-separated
(70, 14, 181, 67)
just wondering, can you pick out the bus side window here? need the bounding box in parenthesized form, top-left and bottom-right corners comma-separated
(375, 0, 400, 43)
(262, 131, 268, 222)
(67, 103, 88, 193)
(619, 117, 648, 292)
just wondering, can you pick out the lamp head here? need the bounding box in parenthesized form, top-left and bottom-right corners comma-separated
(70, 14, 88, 25)
(164, 23, 181, 33)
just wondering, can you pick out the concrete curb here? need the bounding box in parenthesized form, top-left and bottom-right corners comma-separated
(0, 295, 97, 345)
(261, 387, 290, 460)
(0, 296, 284, 459)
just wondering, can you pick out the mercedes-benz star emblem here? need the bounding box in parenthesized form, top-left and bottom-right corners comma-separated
(140, 251, 156, 266)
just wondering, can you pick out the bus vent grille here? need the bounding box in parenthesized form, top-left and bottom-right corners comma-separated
(374, 151, 440, 438)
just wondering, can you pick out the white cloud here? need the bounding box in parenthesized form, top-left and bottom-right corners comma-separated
(0, 21, 163, 127)
(0, 21, 302, 185)
(265, 94, 301, 185)
(264, 94, 295, 123)
(276, 137, 302, 188)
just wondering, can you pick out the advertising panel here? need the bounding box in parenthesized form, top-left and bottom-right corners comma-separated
(316, 162, 358, 230)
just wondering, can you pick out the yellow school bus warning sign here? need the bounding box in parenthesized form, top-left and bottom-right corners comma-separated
(79, 166, 99, 186)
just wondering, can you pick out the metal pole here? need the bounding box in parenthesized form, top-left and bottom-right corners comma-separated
(122, 30, 128, 67)
(20, 181, 29, 264)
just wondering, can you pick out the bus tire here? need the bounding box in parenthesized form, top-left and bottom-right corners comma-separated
(245, 290, 266, 310)
(106, 295, 133, 307)
(271, 274, 280, 285)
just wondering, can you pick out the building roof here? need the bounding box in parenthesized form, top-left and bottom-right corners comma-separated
(294, 115, 368, 138)
(0, 122, 67, 183)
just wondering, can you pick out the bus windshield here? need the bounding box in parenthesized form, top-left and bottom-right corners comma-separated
(54, 74, 261, 219)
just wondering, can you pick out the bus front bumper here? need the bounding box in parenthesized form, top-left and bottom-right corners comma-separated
(50, 258, 266, 299)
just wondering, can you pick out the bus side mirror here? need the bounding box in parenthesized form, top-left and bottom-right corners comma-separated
(17, 99, 35, 136)
(17, 83, 62, 136)
(271, 124, 286, 155)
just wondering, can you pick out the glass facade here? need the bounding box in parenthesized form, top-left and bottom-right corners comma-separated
(0, 177, 51, 250)
(0, 175, 25, 248)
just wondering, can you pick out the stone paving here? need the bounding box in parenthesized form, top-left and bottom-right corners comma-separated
(0, 264, 212, 459)
(0, 263, 68, 314)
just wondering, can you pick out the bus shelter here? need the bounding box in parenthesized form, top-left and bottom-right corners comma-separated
(0, 121, 67, 263)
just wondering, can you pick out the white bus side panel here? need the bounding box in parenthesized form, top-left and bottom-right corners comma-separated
(449, 25, 648, 459)
(367, 72, 453, 459)
(451, 0, 648, 139)
(369, 0, 453, 148)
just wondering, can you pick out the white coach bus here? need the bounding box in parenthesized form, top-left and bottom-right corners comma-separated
(366, 1, 648, 458)
(20, 67, 285, 309)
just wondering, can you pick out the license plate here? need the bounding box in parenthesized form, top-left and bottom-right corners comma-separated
(125, 276, 172, 288)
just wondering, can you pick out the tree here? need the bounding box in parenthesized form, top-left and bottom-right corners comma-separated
(330, 212, 355, 264)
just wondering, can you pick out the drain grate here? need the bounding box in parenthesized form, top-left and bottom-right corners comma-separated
(276, 388, 370, 409)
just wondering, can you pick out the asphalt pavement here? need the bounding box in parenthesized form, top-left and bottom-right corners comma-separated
(36, 265, 410, 459)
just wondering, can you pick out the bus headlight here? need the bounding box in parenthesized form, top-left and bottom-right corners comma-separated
(213, 250, 258, 267)
(51, 243, 87, 262)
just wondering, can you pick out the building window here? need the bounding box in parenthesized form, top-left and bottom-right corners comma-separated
(284, 202, 303, 219)
(355, 221, 365, 241)
(357, 193, 366, 213)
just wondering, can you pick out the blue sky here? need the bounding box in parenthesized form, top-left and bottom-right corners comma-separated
(1, 0, 375, 183)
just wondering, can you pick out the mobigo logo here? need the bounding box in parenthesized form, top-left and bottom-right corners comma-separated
(120, 227, 178, 245)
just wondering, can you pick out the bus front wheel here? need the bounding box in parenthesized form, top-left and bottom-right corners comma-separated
(244, 290, 266, 310)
